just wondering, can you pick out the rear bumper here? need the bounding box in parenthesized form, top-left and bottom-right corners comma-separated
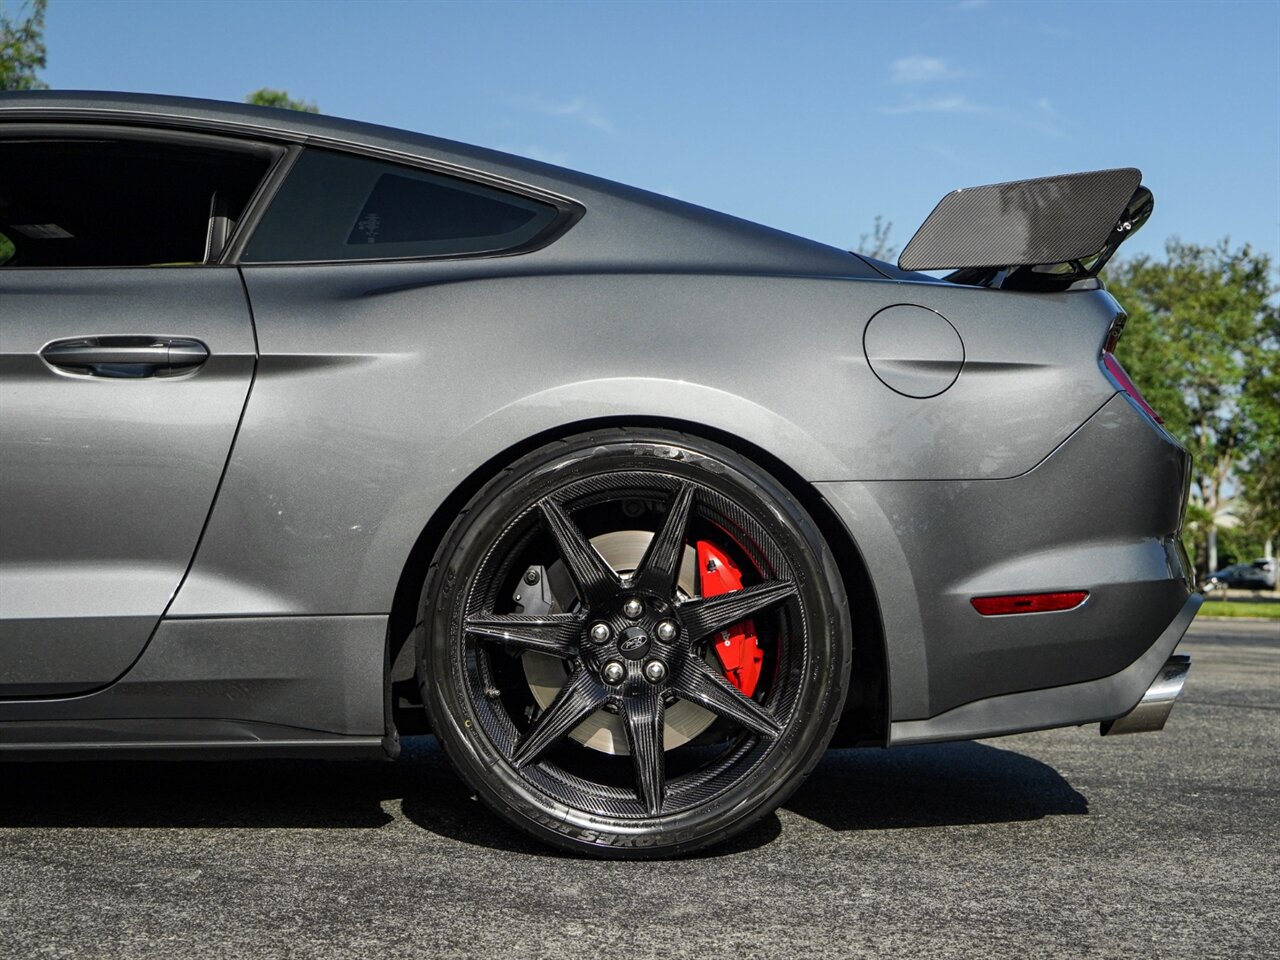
(819, 390, 1195, 728)
(887, 593, 1200, 744)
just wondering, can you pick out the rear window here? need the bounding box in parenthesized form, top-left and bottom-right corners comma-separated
(243, 149, 560, 262)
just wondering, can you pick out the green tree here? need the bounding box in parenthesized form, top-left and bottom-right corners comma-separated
(1239, 303, 1280, 555)
(245, 88, 318, 113)
(1106, 240, 1280, 574)
(1, 0, 47, 91)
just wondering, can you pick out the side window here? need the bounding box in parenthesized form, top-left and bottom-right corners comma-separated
(242, 148, 560, 262)
(0, 133, 276, 267)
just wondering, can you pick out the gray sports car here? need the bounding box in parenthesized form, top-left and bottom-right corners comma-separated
(0, 92, 1198, 857)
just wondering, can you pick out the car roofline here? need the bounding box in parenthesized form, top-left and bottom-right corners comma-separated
(0, 90, 876, 277)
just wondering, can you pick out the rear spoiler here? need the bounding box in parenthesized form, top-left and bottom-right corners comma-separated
(898, 168, 1153, 291)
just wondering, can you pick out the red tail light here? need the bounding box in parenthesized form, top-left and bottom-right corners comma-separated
(1103, 352, 1164, 425)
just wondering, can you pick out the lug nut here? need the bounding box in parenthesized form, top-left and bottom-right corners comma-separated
(655, 620, 678, 643)
(643, 659, 667, 683)
(622, 597, 644, 619)
(589, 622, 611, 644)
(602, 661, 626, 684)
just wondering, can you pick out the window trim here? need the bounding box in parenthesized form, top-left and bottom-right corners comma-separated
(219, 143, 301, 265)
(227, 140, 584, 266)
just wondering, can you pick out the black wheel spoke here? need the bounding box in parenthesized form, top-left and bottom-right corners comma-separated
(512, 666, 610, 768)
(674, 657, 782, 738)
(622, 684, 666, 816)
(677, 579, 797, 640)
(465, 613, 583, 659)
(539, 497, 620, 605)
(631, 482, 695, 595)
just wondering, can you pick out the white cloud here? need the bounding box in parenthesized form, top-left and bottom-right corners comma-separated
(519, 95, 616, 135)
(878, 95, 987, 115)
(890, 56, 962, 84)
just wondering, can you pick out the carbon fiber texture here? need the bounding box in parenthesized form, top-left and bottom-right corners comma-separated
(899, 168, 1142, 271)
(461, 465, 808, 819)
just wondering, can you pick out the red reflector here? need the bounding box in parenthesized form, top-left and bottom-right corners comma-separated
(971, 591, 1088, 616)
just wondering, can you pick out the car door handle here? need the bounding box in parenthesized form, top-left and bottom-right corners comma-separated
(40, 336, 209, 378)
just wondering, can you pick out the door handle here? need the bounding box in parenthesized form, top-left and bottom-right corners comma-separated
(40, 336, 209, 378)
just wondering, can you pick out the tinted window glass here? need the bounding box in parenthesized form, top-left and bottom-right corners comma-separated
(244, 149, 559, 262)
(0, 135, 274, 267)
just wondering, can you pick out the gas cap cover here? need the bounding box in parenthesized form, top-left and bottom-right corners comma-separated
(863, 304, 964, 398)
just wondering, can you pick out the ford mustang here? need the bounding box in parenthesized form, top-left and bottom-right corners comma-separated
(0, 92, 1199, 857)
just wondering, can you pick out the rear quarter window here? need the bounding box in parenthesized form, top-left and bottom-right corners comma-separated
(243, 148, 560, 262)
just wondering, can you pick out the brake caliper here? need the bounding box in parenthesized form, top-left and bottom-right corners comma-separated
(696, 540, 763, 697)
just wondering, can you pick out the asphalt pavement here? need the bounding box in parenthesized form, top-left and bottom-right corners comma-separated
(1, 618, 1276, 959)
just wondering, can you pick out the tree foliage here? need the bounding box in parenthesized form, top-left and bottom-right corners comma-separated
(245, 88, 319, 113)
(0, 0, 47, 91)
(1239, 302, 1280, 545)
(1105, 240, 1280, 571)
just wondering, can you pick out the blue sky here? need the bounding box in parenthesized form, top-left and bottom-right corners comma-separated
(42, 0, 1280, 265)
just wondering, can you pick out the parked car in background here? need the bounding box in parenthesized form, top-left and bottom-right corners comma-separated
(1201, 559, 1277, 593)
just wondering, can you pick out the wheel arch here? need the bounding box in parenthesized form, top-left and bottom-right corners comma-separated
(386, 416, 889, 746)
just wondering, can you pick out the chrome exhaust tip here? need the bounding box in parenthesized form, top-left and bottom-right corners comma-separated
(1100, 654, 1191, 736)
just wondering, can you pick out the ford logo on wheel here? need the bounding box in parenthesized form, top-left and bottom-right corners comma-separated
(618, 627, 652, 659)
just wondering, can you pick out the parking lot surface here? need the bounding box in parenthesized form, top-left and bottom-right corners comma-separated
(1, 618, 1275, 959)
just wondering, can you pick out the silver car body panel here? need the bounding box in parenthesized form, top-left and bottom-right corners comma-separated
(818, 392, 1193, 720)
(0, 267, 255, 696)
(0, 92, 1196, 753)
(167, 268, 1121, 620)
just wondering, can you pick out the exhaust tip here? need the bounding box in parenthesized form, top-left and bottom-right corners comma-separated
(1100, 654, 1191, 736)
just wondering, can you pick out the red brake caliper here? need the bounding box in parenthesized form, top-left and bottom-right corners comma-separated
(696, 540, 764, 697)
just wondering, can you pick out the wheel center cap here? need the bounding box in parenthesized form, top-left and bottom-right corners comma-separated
(617, 625, 652, 660)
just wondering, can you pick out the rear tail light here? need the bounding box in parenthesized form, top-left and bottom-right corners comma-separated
(1103, 352, 1164, 425)
(1103, 320, 1164, 425)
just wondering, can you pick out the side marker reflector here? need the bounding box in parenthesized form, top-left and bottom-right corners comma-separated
(971, 591, 1088, 616)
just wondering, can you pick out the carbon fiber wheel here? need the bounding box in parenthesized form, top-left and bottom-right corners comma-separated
(417, 430, 850, 858)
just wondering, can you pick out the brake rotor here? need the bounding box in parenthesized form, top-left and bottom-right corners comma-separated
(522, 530, 718, 755)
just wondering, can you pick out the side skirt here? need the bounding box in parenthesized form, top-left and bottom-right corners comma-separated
(0, 615, 388, 758)
(0, 721, 386, 761)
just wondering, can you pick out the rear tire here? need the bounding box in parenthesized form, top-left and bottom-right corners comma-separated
(417, 429, 851, 858)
